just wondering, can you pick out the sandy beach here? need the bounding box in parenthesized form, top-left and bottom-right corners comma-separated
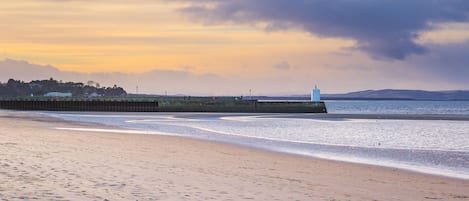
(0, 111, 468, 201)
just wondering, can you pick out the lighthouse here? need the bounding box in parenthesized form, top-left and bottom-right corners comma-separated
(311, 85, 321, 102)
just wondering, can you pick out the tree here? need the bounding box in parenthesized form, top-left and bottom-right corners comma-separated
(0, 78, 127, 98)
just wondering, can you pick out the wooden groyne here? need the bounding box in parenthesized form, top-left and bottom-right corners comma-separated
(0, 97, 327, 113)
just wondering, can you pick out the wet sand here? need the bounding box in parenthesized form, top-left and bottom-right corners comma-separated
(0, 111, 468, 200)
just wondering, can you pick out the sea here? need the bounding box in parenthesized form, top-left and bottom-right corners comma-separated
(42, 100, 469, 179)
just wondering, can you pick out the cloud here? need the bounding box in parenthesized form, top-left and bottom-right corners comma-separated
(407, 41, 469, 84)
(0, 59, 63, 79)
(6, 58, 391, 95)
(0, 58, 316, 95)
(0, 58, 230, 95)
(176, 0, 469, 60)
(273, 61, 290, 70)
(1, 57, 468, 94)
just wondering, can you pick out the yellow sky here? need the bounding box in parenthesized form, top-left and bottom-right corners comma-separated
(0, 0, 356, 76)
(1, 1, 469, 94)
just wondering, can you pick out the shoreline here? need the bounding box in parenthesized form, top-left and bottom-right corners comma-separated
(41, 110, 469, 181)
(28, 110, 469, 180)
(1, 110, 469, 200)
(51, 126, 469, 181)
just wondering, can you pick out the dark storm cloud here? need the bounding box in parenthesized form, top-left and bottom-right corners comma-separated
(178, 0, 469, 60)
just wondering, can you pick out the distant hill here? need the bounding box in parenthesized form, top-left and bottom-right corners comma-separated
(322, 89, 469, 101)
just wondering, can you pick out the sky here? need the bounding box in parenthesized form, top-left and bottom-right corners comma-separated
(1, 0, 469, 95)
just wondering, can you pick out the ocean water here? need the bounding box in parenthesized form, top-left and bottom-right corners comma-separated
(327, 100, 469, 115)
(42, 100, 469, 179)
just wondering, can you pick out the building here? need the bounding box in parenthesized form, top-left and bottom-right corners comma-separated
(44, 92, 72, 97)
(311, 85, 320, 102)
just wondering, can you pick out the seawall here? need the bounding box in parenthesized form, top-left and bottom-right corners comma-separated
(0, 97, 327, 113)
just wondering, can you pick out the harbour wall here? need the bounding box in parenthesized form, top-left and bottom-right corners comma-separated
(0, 98, 327, 113)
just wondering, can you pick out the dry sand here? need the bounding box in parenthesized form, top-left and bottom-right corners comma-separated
(0, 111, 468, 201)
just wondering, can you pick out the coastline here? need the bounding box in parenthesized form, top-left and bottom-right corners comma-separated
(45, 111, 469, 180)
(1, 110, 469, 200)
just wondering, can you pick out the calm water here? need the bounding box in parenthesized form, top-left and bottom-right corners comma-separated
(43, 100, 469, 179)
(327, 100, 469, 115)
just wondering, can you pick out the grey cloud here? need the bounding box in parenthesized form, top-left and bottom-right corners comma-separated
(273, 61, 290, 70)
(177, 0, 469, 60)
(0, 58, 310, 95)
(1, 58, 360, 95)
(0, 59, 231, 95)
(407, 41, 469, 84)
(0, 59, 63, 79)
(1, 58, 467, 94)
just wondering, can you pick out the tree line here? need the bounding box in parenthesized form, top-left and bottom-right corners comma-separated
(0, 78, 127, 97)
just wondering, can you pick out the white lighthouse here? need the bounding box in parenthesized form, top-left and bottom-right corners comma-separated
(311, 85, 321, 102)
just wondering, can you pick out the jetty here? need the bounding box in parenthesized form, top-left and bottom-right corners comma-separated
(0, 96, 327, 113)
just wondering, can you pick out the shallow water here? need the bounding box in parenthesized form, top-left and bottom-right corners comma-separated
(44, 111, 469, 180)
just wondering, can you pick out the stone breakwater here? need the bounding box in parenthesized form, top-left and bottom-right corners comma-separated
(0, 97, 327, 113)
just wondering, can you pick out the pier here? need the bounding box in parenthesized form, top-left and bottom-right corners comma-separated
(0, 97, 327, 113)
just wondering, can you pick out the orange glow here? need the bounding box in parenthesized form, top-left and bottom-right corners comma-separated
(0, 0, 355, 76)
